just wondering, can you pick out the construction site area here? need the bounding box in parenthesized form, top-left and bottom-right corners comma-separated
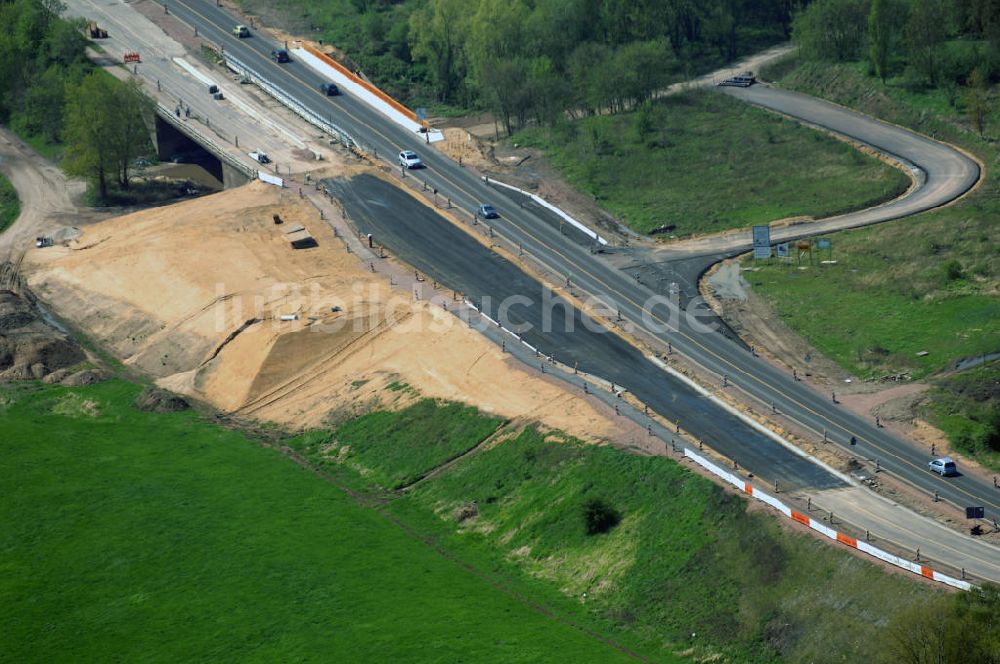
(22, 178, 637, 444)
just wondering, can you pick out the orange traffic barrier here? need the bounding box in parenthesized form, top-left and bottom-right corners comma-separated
(302, 44, 425, 127)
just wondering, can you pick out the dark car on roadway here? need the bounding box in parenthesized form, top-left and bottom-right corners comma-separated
(320, 82, 340, 96)
(271, 49, 290, 63)
(478, 204, 499, 219)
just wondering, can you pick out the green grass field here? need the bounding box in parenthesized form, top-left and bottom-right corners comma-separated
(743, 224, 1000, 380)
(515, 90, 909, 236)
(0, 173, 19, 234)
(0, 381, 650, 663)
(3, 379, 945, 662)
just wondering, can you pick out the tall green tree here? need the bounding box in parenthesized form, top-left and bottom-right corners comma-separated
(966, 65, 989, 136)
(906, 0, 948, 84)
(793, 0, 869, 62)
(408, 0, 467, 103)
(477, 57, 529, 136)
(614, 39, 675, 112)
(567, 41, 614, 115)
(63, 74, 153, 200)
(868, 0, 903, 83)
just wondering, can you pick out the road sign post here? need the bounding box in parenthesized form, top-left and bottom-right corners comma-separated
(966, 506, 985, 519)
(752, 225, 771, 260)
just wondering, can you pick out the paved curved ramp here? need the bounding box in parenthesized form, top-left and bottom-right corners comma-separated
(666, 84, 982, 256)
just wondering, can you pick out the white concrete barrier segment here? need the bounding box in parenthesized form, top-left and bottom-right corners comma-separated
(173, 57, 216, 87)
(292, 47, 444, 143)
(486, 178, 608, 246)
(258, 172, 284, 187)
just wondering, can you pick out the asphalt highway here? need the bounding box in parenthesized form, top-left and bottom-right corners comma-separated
(164, 1, 1000, 526)
(326, 174, 844, 492)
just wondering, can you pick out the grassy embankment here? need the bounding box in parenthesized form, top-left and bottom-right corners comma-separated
(744, 57, 1000, 469)
(0, 174, 18, 234)
(1, 379, 948, 662)
(515, 90, 910, 236)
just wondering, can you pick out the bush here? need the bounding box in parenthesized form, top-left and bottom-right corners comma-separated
(943, 259, 965, 281)
(582, 497, 620, 535)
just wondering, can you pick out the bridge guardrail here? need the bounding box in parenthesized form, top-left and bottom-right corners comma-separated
(223, 53, 356, 150)
(156, 103, 257, 180)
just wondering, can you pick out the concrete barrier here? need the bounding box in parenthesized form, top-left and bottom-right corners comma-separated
(485, 178, 608, 246)
(258, 172, 284, 188)
(296, 45, 444, 143)
(683, 448, 974, 590)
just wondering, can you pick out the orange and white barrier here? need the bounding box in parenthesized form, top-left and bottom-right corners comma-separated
(683, 448, 974, 590)
(294, 45, 444, 143)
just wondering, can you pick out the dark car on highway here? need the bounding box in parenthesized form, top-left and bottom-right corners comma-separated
(271, 49, 290, 63)
(478, 204, 499, 219)
(320, 82, 340, 96)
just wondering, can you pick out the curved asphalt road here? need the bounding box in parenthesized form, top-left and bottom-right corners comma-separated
(162, 1, 1000, 554)
(664, 84, 981, 256)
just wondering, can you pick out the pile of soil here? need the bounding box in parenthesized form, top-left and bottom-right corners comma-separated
(24, 183, 636, 445)
(60, 369, 108, 387)
(134, 386, 190, 413)
(0, 289, 85, 380)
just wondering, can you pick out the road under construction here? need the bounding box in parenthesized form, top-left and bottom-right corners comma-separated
(43, 0, 1000, 583)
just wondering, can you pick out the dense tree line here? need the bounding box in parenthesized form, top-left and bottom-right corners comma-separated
(410, 0, 802, 131)
(882, 583, 1000, 663)
(0, 0, 90, 144)
(794, 0, 1000, 92)
(298, 0, 801, 134)
(1, 0, 155, 200)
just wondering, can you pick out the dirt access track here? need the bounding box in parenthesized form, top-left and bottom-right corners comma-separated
(23, 181, 637, 442)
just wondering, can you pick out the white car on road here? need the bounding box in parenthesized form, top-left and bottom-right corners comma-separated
(928, 457, 957, 476)
(398, 150, 423, 169)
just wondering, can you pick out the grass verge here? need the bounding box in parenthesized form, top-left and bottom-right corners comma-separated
(0, 173, 18, 234)
(294, 398, 505, 489)
(923, 363, 1000, 472)
(515, 90, 909, 237)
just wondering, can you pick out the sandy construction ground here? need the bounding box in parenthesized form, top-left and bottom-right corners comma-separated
(24, 181, 631, 442)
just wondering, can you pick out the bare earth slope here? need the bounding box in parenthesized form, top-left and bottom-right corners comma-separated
(24, 182, 628, 441)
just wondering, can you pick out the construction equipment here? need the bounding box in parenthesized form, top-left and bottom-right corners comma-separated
(719, 71, 755, 87)
(86, 20, 108, 39)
